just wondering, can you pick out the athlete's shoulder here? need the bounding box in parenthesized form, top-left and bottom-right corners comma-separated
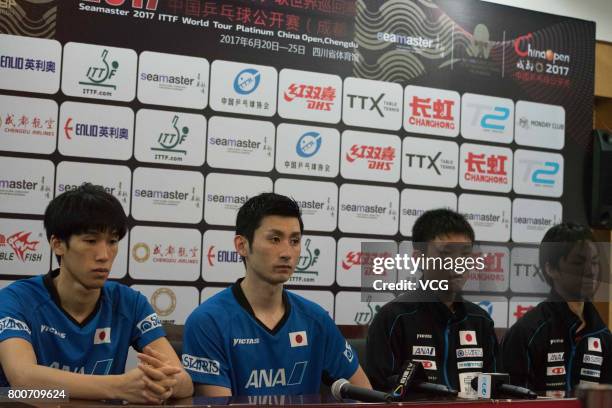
(285, 290, 330, 320)
(463, 300, 494, 323)
(187, 287, 237, 324)
(1, 276, 47, 304)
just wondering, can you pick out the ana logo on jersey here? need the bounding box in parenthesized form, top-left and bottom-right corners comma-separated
(459, 330, 477, 345)
(289, 331, 308, 347)
(547, 352, 564, 363)
(413, 346, 436, 357)
(94, 327, 111, 344)
(244, 361, 308, 389)
(233, 68, 260, 95)
(296, 131, 322, 158)
(588, 337, 602, 353)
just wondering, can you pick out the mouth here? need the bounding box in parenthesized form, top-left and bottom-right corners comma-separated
(92, 268, 110, 274)
(274, 265, 293, 273)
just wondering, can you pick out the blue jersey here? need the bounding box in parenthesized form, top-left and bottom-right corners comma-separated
(183, 282, 359, 395)
(0, 271, 165, 386)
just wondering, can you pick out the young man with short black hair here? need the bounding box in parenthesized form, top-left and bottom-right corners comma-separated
(502, 222, 611, 395)
(366, 209, 498, 397)
(183, 192, 371, 396)
(0, 183, 193, 403)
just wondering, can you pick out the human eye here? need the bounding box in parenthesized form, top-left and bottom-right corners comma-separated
(290, 237, 301, 246)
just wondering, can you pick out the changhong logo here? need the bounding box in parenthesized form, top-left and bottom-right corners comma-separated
(151, 115, 188, 156)
(79, 49, 118, 90)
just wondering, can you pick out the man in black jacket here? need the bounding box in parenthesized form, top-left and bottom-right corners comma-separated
(365, 209, 498, 398)
(502, 222, 611, 396)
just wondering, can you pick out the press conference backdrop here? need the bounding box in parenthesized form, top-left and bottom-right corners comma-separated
(0, 0, 595, 329)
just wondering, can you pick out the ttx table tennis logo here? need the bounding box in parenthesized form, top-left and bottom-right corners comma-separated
(0, 231, 41, 262)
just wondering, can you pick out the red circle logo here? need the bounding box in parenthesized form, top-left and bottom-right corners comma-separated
(99, 331, 106, 340)
(466, 333, 473, 342)
(594, 340, 600, 349)
(295, 334, 303, 343)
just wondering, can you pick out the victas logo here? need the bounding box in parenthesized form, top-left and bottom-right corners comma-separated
(514, 33, 570, 64)
(0, 231, 41, 262)
(296, 131, 322, 158)
(345, 144, 396, 171)
(233, 68, 261, 95)
(79, 49, 119, 96)
(83, 0, 159, 10)
(63, 117, 129, 140)
(151, 115, 188, 160)
(283, 83, 336, 111)
(206, 245, 240, 267)
(233, 337, 260, 346)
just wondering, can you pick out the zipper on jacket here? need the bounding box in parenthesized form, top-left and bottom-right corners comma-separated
(443, 318, 451, 388)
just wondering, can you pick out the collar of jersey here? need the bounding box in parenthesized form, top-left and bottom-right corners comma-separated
(43, 268, 104, 328)
(231, 278, 291, 336)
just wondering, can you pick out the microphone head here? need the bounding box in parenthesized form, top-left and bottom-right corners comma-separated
(331, 378, 349, 401)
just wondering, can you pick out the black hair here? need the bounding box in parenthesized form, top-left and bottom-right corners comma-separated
(236, 193, 304, 264)
(44, 183, 128, 262)
(539, 222, 595, 287)
(412, 208, 475, 251)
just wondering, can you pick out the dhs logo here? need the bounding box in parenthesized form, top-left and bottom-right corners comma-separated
(233, 68, 260, 95)
(296, 131, 322, 158)
(137, 313, 162, 335)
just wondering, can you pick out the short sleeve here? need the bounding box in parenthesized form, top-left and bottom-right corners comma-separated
(182, 308, 231, 388)
(130, 291, 165, 350)
(0, 286, 33, 344)
(321, 312, 359, 382)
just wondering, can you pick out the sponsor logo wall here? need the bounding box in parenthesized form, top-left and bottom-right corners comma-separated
(0, 0, 588, 329)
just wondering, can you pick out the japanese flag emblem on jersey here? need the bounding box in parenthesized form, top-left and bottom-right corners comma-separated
(94, 327, 111, 344)
(459, 330, 477, 346)
(289, 331, 308, 347)
(588, 337, 602, 353)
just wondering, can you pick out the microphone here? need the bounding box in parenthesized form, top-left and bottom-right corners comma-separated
(470, 373, 537, 399)
(331, 378, 392, 403)
(389, 360, 458, 399)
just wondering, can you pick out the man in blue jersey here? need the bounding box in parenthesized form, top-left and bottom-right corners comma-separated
(0, 183, 193, 403)
(183, 192, 371, 396)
